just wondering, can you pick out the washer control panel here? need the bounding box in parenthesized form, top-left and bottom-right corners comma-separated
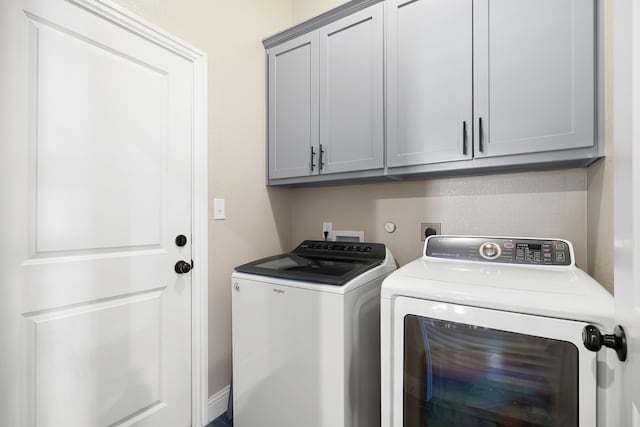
(425, 236, 572, 266)
(295, 240, 386, 260)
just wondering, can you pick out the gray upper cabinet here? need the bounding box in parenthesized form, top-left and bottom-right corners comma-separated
(386, 0, 473, 168)
(473, 0, 595, 158)
(268, 32, 319, 180)
(264, 0, 601, 186)
(319, 3, 384, 174)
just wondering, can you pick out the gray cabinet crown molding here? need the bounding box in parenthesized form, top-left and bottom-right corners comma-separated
(262, 0, 384, 49)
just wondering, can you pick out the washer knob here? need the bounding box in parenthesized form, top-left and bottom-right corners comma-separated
(479, 242, 501, 260)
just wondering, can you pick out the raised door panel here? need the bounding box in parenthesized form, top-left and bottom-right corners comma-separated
(319, 3, 384, 174)
(34, 21, 165, 254)
(268, 33, 319, 179)
(386, 0, 473, 168)
(474, 0, 595, 158)
(25, 292, 164, 427)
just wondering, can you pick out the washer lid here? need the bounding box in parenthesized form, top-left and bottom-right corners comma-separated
(234, 240, 386, 286)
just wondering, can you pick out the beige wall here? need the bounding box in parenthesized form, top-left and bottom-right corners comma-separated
(588, 157, 613, 293)
(113, 0, 294, 396)
(587, 0, 614, 293)
(291, 169, 590, 269)
(292, 0, 347, 21)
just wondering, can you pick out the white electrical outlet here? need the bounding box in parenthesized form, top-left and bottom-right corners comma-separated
(322, 222, 332, 239)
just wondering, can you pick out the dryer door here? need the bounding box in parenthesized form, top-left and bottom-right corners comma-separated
(390, 297, 597, 427)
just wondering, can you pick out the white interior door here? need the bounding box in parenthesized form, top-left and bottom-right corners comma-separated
(613, 0, 640, 425)
(0, 0, 195, 426)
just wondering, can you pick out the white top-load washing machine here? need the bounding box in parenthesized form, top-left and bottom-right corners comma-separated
(232, 240, 396, 427)
(381, 236, 616, 427)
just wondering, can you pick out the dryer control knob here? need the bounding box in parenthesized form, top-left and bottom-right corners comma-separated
(479, 242, 501, 260)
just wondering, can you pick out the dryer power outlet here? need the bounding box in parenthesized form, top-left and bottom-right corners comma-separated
(420, 223, 441, 241)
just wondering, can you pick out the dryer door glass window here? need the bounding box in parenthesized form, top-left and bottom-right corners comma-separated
(403, 315, 578, 427)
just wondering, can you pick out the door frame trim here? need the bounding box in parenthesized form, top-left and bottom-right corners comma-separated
(613, 0, 639, 426)
(67, 1, 209, 425)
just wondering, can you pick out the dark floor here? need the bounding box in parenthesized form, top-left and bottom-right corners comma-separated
(207, 413, 232, 427)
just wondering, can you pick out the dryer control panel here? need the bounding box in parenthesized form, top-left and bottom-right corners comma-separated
(425, 236, 572, 266)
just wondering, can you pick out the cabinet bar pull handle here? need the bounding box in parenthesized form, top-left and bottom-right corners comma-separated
(319, 144, 325, 171)
(478, 117, 484, 153)
(463, 121, 468, 156)
(310, 146, 316, 172)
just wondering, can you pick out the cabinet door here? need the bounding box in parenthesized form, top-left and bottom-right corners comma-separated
(268, 33, 319, 179)
(386, 0, 473, 168)
(319, 4, 384, 174)
(474, 0, 595, 158)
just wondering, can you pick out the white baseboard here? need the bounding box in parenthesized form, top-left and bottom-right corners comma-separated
(208, 384, 231, 423)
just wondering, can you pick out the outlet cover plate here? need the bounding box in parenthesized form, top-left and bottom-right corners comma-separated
(213, 198, 225, 220)
(322, 222, 332, 239)
(420, 222, 441, 241)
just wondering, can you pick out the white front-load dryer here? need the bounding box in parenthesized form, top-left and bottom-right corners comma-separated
(381, 236, 616, 427)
